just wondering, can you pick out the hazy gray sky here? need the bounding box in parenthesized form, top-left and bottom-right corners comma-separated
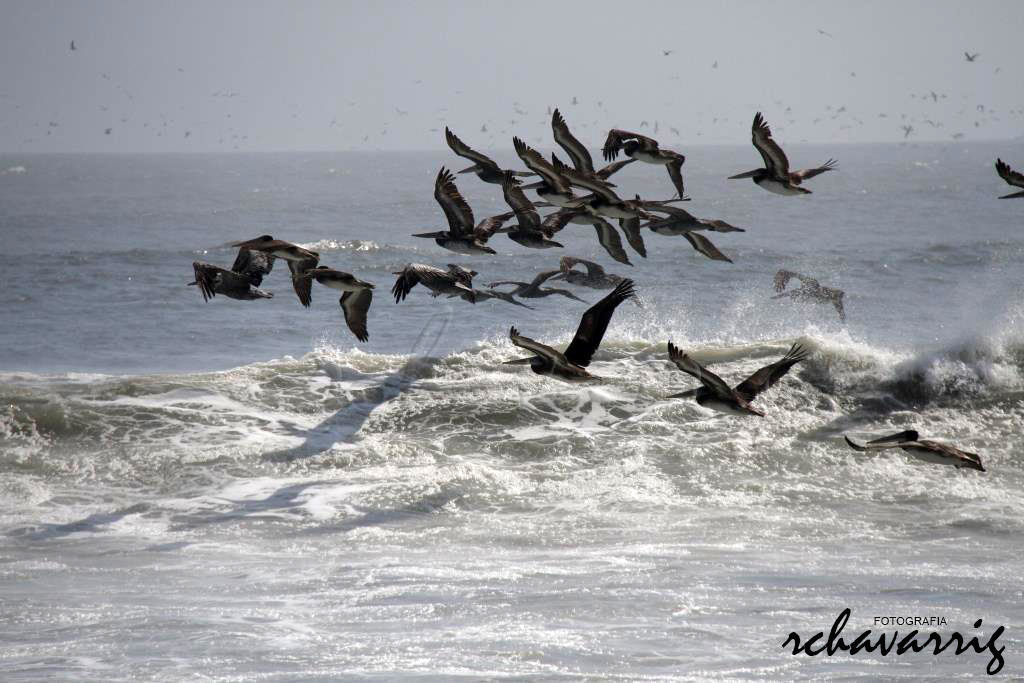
(1, 0, 1021, 153)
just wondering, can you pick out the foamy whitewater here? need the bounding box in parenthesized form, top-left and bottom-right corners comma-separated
(1, 144, 1023, 680)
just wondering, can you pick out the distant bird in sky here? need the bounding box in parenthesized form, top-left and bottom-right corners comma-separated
(572, 96, 578, 105)
(662, 50, 673, 56)
(817, 29, 832, 37)
(70, 40, 76, 51)
(901, 124, 914, 138)
(964, 51, 980, 62)
(104, 128, 112, 135)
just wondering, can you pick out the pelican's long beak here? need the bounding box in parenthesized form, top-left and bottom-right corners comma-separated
(518, 181, 543, 190)
(503, 357, 534, 365)
(412, 231, 446, 238)
(457, 165, 478, 174)
(728, 169, 760, 179)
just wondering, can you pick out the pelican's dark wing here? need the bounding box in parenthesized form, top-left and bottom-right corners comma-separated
(474, 214, 510, 242)
(683, 232, 732, 262)
(513, 137, 571, 193)
(392, 263, 443, 303)
(445, 127, 500, 171)
(550, 155, 617, 198)
(340, 289, 372, 342)
(665, 154, 686, 199)
(563, 279, 635, 367)
(560, 256, 606, 278)
(541, 210, 576, 235)
(501, 171, 541, 229)
(666, 341, 735, 401)
(791, 158, 838, 184)
(288, 258, 317, 307)
(619, 218, 647, 258)
(510, 326, 568, 366)
(844, 430, 920, 451)
(591, 218, 631, 266)
(230, 248, 275, 286)
(602, 129, 657, 161)
(996, 158, 1024, 192)
(595, 158, 636, 180)
(552, 108, 594, 172)
(734, 343, 810, 402)
(751, 112, 790, 178)
(434, 167, 475, 235)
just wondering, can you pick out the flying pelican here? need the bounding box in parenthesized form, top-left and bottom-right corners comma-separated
(601, 130, 687, 198)
(513, 137, 587, 208)
(499, 172, 565, 249)
(551, 108, 597, 175)
(995, 158, 1024, 198)
(551, 256, 626, 289)
(964, 51, 980, 62)
(294, 266, 375, 341)
(230, 235, 320, 305)
(488, 270, 587, 302)
(445, 128, 532, 184)
(189, 260, 273, 301)
(549, 156, 652, 222)
(412, 167, 507, 254)
(667, 342, 810, 416)
(504, 280, 636, 382)
(729, 113, 837, 195)
(392, 263, 477, 303)
(773, 270, 845, 321)
(844, 430, 985, 472)
(901, 124, 914, 139)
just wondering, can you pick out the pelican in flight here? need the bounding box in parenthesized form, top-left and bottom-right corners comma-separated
(964, 51, 980, 62)
(667, 342, 810, 416)
(230, 235, 320, 305)
(445, 127, 532, 184)
(551, 256, 626, 289)
(500, 172, 564, 249)
(392, 263, 477, 303)
(845, 430, 985, 472)
(995, 158, 1024, 198)
(773, 270, 845, 321)
(513, 137, 587, 208)
(190, 248, 275, 301)
(489, 270, 587, 302)
(550, 109, 636, 183)
(438, 264, 534, 309)
(544, 209, 633, 265)
(294, 267, 374, 341)
(729, 113, 837, 195)
(601, 129, 687, 198)
(505, 279, 636, 382)
(413, 167, 507, 254)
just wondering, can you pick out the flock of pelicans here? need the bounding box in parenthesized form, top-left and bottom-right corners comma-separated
(189, 109, 1021, 474)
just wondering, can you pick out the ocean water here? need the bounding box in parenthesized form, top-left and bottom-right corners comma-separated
(1, 143, 1023, 681)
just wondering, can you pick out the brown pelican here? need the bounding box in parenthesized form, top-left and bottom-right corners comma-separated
(645, 205, 745, 234)
(445, 127, 532, 184)
(293, 267, 374, 341)
(189, 261, 273, 301)
(230, 235, 320, 306)
(457, 288, 535, 309)
(601, 130, 687, 198)
(667, 342, 810, 416)
(500, 172, 565, 249)
(773, 270, 845, 321)
(513, 137, 586, 208)
(505, 280, 636, 382)
(392, 263, 477, 303)
(413, 168, 506, 254)
(551, 256, 625, 289)
(488, 270, 587, 302)
(995, 159, 1024, 198)
(844, 430, 985, 472)
(548, 156, 651, 222)
(730, 113, 837, 195)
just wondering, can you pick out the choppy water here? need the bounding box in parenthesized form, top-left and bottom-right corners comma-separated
(1, 143, 1023, 681)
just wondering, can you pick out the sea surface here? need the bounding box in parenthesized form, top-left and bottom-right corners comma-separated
(1, 143, 1023, 681)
